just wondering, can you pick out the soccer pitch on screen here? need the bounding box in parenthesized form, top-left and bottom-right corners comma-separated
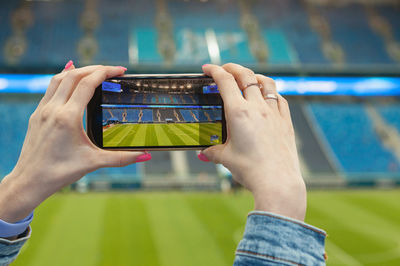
(103, 122, 222, 147)
(13, 190, 400, 266)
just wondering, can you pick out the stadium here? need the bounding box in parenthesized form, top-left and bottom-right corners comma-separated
(0, 0, 399, 265)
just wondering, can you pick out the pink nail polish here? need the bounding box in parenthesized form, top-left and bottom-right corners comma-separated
(202, 64, 209, 68)
(197, 153, 210, 162)
(136, 153, 152, 163)
(117, 66, 127, 71)
(64, 60, 73, 70)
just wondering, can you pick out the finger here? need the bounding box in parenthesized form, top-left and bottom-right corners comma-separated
(63, 60, 74, 72)
(200, 145, 225, 165)
(277, 94, 292, 123)
(67, 66, 127, 111)
(38, 61, 76, 108)
(98, 150, 150, 168)
(50, 65, 104, 104)
(222, 63, 263, 103)
(202, 64, 244, 112)
(255, 74, 279, 110)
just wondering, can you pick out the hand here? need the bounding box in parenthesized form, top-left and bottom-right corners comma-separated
(0, 63, 148, 223)
(200, 63, 306, 221)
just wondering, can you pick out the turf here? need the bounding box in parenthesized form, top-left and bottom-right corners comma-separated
(103, 123, 222, 147)
(13, 190, 400, 266)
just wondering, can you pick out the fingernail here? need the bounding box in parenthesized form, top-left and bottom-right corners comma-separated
(64, 60, 73, 70)
(136, 153, 152, 163)
(117, 66, 127, 71)
(202, 64, 209, 68)
(197, 153, 210, 162)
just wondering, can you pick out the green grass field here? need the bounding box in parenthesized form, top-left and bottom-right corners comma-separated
(13, 190, 400, 266)
(103, 123, 222, 147)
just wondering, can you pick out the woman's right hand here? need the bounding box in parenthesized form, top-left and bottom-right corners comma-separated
(200, 63, 306, 221)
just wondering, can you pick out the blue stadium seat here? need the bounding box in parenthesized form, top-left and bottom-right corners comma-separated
(377, 5, 400, 42)
(167, 0, 255, 64)
(180, 110, 196, 122)
(125, 108, 139, 122)
(317, 4, 394, 64)
(141, 109, 153, 122)
(307, 103, 400, 177)
(0, 101, 37, 176)
(377, 104, 400, 133)
(252, 0, 328, 64)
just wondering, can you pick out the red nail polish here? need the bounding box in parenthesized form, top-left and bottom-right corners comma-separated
(197, 153, 210, 162)
(64, 60, 73, 70)
(136, 153, 152, 163)
(117, 66, 127, 71)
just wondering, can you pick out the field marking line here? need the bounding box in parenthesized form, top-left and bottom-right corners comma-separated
(169, 124, 198, 145)
(104, 124, 131, 145)
(103, 124, 122, 138)
(326, 239, 363, 266)
(115, 124, 137, 146)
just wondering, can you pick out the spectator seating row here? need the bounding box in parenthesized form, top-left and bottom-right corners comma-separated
(307, 103, 400, 176)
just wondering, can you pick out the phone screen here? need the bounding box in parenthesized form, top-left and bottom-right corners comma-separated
(99, 75, 225, 149)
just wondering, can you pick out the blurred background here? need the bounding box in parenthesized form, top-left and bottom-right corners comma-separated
(0, 0, 400, 265)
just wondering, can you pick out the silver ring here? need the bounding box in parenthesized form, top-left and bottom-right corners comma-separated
(263, 93, 278, 101)
(243, 82, 261, 91)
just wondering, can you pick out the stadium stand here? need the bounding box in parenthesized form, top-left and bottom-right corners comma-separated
(251, 0, 327, 64)
(180, 109, 196, 122)
(377, 104, 400, 132)
(158, 108, 178, 122)
(158, 94, 172, 104)
(102, 109, 113, 121)
(167, 0, 255, 64)
(377, 5, 400, 42)
(141, 109, 153, 122)
(125, 108, 140, 122)
(182, 94, 193, 104)
(306, 102, 400, 176)
(316, 3, 394, 64)
(1, 0, 400, 68)
(0, 101, 37, 176)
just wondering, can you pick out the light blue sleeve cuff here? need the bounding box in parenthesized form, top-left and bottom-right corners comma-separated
(0, 212, 34, 238)
(235, 211, 327, 266)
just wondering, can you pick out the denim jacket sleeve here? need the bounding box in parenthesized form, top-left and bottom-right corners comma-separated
(0, 227, 31, 266)
(234, 211, 327, 266)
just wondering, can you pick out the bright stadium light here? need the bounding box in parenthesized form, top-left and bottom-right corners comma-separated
(1, 74, 400, 96)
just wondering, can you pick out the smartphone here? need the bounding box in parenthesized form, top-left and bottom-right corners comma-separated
(87, 74, 226, 150)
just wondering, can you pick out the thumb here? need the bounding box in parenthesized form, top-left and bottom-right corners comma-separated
(99, 150, 151, 168)
(199, 145, 225, 164)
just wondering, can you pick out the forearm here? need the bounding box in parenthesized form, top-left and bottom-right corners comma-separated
(233, 211, 326, 266)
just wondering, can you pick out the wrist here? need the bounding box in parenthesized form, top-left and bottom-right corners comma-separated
(0, 172, 41, 223)
(249, 173, 307, 221)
